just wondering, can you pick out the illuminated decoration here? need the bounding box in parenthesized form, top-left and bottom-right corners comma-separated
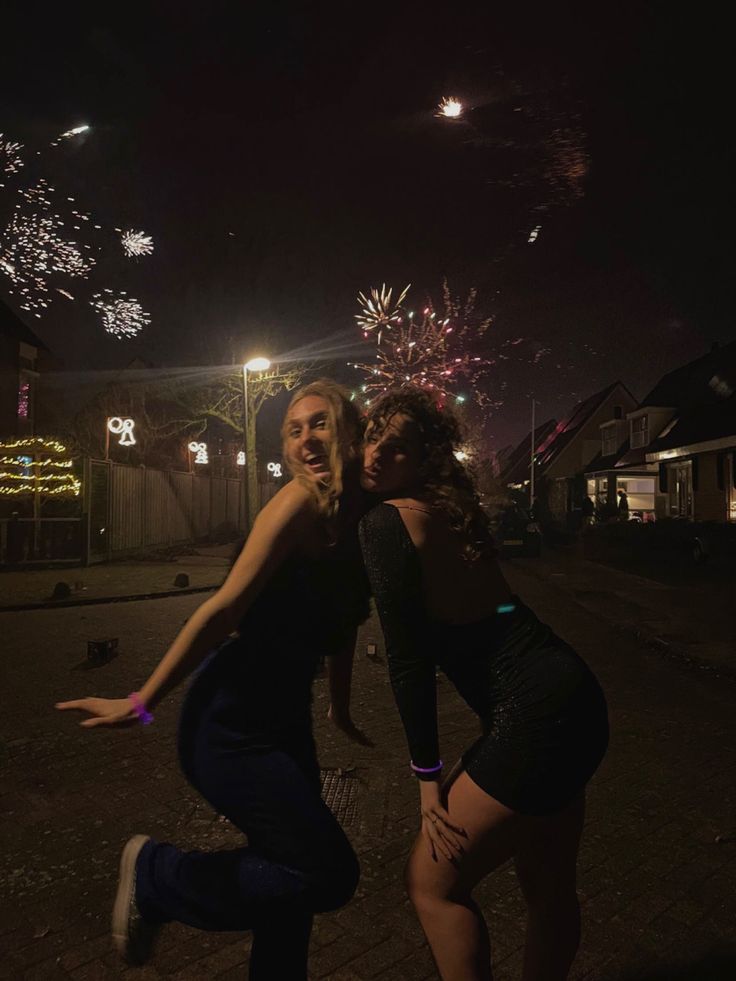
(352, 280, 504, 409)
(436, 97, 464, 119)
(121, 229, 154, 258)
(188, 441, 209, 465)
(107, 417, 136, 446)
(527, 225, 541, 244)
(267, 462, 283, 478)
(0, 437, 80, 497)
(454, 450, 470, 462)
(237, 451, 246, 466)
(90, 289, 150, 339)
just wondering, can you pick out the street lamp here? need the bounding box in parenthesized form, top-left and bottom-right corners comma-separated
(242, 357, 271, 533)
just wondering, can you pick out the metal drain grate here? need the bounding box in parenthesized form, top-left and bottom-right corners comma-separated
(320, 768, 360, 828)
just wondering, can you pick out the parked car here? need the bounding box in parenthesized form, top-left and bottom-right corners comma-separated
(494, 504, 542, 558)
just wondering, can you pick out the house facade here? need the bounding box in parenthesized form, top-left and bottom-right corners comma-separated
(587, 342, 736, 523)
(532, 382, 639, 520)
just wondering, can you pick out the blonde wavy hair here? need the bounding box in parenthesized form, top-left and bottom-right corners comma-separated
(281, 379, 364, 517)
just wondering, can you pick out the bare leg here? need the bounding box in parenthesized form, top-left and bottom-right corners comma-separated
(515, 796, 585, 981)
(404, 772, 523, 981)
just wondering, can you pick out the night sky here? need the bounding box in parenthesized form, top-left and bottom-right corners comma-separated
(2, 3, 734, 448)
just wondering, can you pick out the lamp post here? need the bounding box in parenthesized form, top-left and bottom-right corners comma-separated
(242, 357, 271, 533)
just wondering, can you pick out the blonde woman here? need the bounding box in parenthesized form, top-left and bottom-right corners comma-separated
(57, 380, 371, 981)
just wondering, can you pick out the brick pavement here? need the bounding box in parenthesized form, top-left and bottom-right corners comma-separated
(1, 563, 735, 979)
(512, 549, 736, 677)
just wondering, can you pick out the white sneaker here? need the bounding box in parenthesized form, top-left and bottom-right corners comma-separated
(111, 834, 160, 965)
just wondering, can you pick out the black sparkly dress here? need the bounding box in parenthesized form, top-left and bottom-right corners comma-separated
(359, 503, 608, 816)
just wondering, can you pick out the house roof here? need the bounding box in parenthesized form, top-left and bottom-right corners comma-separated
(584, 438, 632, 475)
(0, 300, 49, 350)
(645, 396, 736, 455)
(535, 381, 635, 473)
(639, 340, 736, 412)
(501, 417, 558, 485)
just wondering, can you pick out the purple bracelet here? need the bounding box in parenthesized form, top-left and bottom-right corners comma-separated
(128, 692, 154, 726)
(410, 760, 443, 774)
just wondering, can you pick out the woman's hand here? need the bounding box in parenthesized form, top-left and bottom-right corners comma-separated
(419, 779, 467, 862)
(55, 697, 139, 729)
(327, 705, 375, 747)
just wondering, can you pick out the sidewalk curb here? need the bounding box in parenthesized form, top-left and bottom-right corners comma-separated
(509, 556, 736, 684)
(0, 585, 219, 614)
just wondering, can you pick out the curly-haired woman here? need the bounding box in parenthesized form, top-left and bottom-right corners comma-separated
(354, 387, 608, 981)
(57, 380, 371, 981)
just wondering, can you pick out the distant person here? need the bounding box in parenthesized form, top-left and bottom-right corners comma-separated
(617, 489, 629, 521)
(581, 495, 595, 530)
(358, 387, 609, 981)
(57, 380, 372, 980)
(532, 494, 553, 534)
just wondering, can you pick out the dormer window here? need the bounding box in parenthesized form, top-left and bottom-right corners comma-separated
(631, 415, 649, 448)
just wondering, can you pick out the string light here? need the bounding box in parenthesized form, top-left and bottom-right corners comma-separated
(188, 441, 209, 464)
(0, 438, 79, 497)
(107, 416, 136, 446)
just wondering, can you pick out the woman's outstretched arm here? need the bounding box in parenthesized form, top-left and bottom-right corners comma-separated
(56, 481, 317, 727)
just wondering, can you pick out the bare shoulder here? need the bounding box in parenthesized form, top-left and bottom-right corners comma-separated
(256, 478, 318, 531)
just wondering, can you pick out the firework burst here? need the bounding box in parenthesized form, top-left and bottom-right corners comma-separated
(1, 125, 154, 334)
(1, 179, 96, 315)
(52, 125, 91, 145)
(120, 229, 154, 258)
(1, 135, 24, 183)
(90, 289, 150, 339)
(436, 97, 464, 119)
(352, 280, 501, 407)
(355, 283, 410, 343)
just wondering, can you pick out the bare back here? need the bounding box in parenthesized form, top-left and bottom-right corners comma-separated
(385, 498, 512, 624)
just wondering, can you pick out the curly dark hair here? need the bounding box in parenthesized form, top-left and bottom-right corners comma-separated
(365, 387, 496, 561)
